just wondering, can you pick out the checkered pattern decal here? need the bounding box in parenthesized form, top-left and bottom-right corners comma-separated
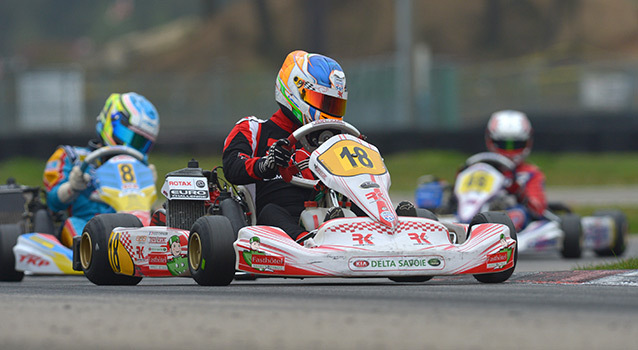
(324, 219, 446, 235)
(117, 230, 134, 255)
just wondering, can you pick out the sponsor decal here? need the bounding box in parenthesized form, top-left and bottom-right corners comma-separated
(313, 164, 327, 179)
(149, 236, 166, 244)
(251, 255, 285, 271)
(148, 254, 167, 265)
(19, 254, 50, 267)
(486, 250, 511, 269)
(408, 232, 431, 245)
(149, 230, 169, 236)
(360, 181, 380, 189)
(352, 233, 374, 246)
(348, 256, 445, 271)
(365, 188, 384, 203)
(381, 211, 395, 222)
(136, 236, 147, 243)
(428, 258, 441, 267)
(149, 246, 168, 253)
(352, 260, 369, 268)
(196, 180, 206, 188)
(122, 183, 139, 190)
(168, 189, 209, 199)
(168, 180, 192, 187)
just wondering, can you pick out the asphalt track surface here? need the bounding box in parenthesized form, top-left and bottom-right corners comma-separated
(2, 187, 637, 350)
(1, 236, 637, 350)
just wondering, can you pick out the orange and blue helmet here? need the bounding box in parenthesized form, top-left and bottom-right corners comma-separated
(275, 50, 347, 125)
(96, 92, 160, 154)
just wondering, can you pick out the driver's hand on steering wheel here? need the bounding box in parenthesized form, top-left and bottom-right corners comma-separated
(68, 165, 91, 191)
(255, 139, 292, 179)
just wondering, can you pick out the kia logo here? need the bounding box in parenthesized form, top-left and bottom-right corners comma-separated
(353, 260, 369, 268)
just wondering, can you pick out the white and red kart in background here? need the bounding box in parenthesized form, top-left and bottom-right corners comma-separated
(188, 120, 518, 286)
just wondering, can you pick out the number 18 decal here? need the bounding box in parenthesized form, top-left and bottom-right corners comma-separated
(318, 139, 386, 177)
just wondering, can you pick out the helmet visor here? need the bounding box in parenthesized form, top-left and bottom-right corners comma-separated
(493, 139, 527, 151)
(112, 115, 154, 153)
(301, 88, 347, 118)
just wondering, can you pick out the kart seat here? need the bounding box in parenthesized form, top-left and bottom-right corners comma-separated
(441, 222, 467, 244)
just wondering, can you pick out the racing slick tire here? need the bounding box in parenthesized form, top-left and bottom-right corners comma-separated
(416, 208, 438, 221)
(188, 215, 236, 286)
(388, 208, 437, 283)
(0, 223, 24, 282)
(469, 212, 517, 284)
(560, 214, 583, 259)
(593, 210, 628, 257)
(80, 214, 143, 285)
(33, 209, 55, 235)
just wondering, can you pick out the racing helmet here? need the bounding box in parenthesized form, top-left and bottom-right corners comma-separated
(96, 92, 160, 154)
(275, 50, 347, 125)
(485, 110, 533, 165)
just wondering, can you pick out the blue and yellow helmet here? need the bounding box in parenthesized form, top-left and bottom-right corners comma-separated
(96, 92, 160, 154)
(275, 50, 347, 125)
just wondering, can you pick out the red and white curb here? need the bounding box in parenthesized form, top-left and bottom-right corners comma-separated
(512, 270, 638, 286)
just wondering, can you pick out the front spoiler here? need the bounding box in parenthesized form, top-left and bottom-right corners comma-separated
(14, 233, 82, 275)
(234, 217, 516, 278)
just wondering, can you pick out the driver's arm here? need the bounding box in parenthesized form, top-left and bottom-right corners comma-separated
(520, 170, 547, 218)
(43, 146, 89, 211)
(222, 119, 271, 184)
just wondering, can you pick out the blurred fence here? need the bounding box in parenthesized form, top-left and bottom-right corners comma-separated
(2, 55, 638, 160)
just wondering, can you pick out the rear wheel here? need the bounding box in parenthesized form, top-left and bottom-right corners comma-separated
(188, 216, 236, 286)
(593, 210, 628, 257)
(0, 223, 24, 282)
(470, 212, 517, 284)
(80, 214, 143, 285)
(560, 214, 582, 259)
(33, 209, 54, 235)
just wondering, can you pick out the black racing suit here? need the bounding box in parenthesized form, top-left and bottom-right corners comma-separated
(222, 109, 312, 239)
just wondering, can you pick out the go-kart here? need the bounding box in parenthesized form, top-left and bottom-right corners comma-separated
(0, 179, 56, 281)
(73, 156, 253, 285)
(5, 145, 157, 280)
(187, 120, 518, 286)
(415, 152, 628, 258)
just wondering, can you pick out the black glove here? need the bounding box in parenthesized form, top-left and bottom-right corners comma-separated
(255, 139, 292, 179)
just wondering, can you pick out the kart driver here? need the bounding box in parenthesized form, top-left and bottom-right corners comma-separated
(222, 50, 351, 244)
(485, 109, 547, 231)
(43, 92, 160, 248)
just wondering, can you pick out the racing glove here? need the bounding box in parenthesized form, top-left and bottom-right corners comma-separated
(57, 165, 91, 203)
(254, 139, 292, 179)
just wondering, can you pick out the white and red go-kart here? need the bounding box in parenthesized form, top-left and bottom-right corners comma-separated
(187, 120, 518, 286)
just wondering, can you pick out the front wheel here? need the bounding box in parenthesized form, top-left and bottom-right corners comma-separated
(593, 210, 628, 257)
(0, 224, 24, 282)
(389, 276, 433, 283)
(469, 212, 517, 284)
(188, 216, 236, 286)
(80, 214, 143, 285)
(560, 214, 583, 259)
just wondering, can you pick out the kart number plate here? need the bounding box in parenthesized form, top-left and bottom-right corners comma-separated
(317, 139, 386, 177)
(457, 170, 497, 194)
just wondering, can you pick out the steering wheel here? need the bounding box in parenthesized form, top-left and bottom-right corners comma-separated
(280, 120, 362, 188)
(79, 145, 147, 173)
